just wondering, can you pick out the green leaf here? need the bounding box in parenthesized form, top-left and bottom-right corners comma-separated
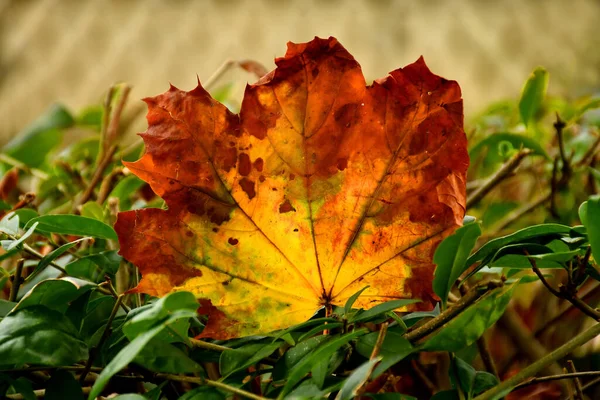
(280, 328, 368, 398)
(112, 395, 147, 400)
(45, 370, 84, 400)
(273, 335, 330, 382)
(220, 342, 281, 377)
(344, 286, 369, 315)
(25, 215, 117, 240)
(0, 306, 88, 366)
(134, 338, 203, 373)
(433, 221, 482, 306)
(6, 222, 38, 251)
(356, 331, 413, 377)
(66, 250, 121, 279)
(422, 284, 515, 352)
(582, 196, 600, 263)
(178, 386, 225, 400)
(350, 299, 420, 323)
(0, 212, 19, 235)
(519, 67, 548, 127)
(9, 377, 36, 400)
(108, 175, 145, 211)
(123, 291, 198, 341)
(335, 357, 381, 400)
(27, 237, 90, 282)
(12, 278, 94, 314)
(3, 104, 74, 167)
(464, 224, 572, 280)
(88, 311, 194, 400)
(80, 202, 105, 221)
(454, 357, 499, 398)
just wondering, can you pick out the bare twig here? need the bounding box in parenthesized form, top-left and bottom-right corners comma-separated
(72, 145, 117, 212)
(474, 322, 600, 400)
(5, 387, 91, 399)
(466, 148, 532, 209)
(155, 373, 269, 400)
(567, 360, 584, 400)
(96, 167, 124, 205)
(80, 294, 124, 383)
(529, 257, 600, 321)
(514, 371, 600, 390)
(370, 322, 388, 360)
(576, 133, 600, 167)
(9, 259, 24, 302)
(554, 113, 571, 176)
(404, 280, 503, 343)
(189, 338, 231, 352)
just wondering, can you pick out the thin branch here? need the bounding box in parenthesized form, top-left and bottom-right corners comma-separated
(80, 294, 124, 383)
(466, 148, 532, 209)
(529, 257, 600, 321)
(474, 322, 600, 400)
(567, 360, 584, 400)
(72, 145, 117, 213)
(96, 167, 124, 205)
(554, 113, 571, 176)
(9, 259, 24, 302)
(370, 322, 388, 360)
(189, 338, 231, 352)
(155, 373, 270, 400)
(404, 280, 503, 343)
(514, 371, 600, 390)
(575, 133, 600, 167)
(6, 387, 91, 399)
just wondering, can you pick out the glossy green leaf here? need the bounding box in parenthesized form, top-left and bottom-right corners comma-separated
(12, 278, 94, 314)
(519, 67, 548, 127)
(134, 338, 203, 373)
(88, 311, 195, 400)
(273, 335, 330, 382)
(9, 377, 36, 400)
(178, 387, 225, 400)
(123, 291, 198, 341)
(6, 222, 37, 251)
(356, 331, 413, 377)
(27, 238, 90, 282)
(280, 329, 368, 398)
(220, 342, 280, 377)
(335, 357, 381, 400)
(344, 286, 369, 315)
(422, 284, 515, 352)
(350, 299, 420, 323)
(454, 357, 498, 399)
(582, 196, 600, 263)
(0, 306, 88, 366)
(433, 221, 482, 306)
(25, 215, 117, 240)
(0, 212, 19, 236)
(80, 202, 105, 221)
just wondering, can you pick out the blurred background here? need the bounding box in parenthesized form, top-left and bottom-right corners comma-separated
(1, 0, 599, 143)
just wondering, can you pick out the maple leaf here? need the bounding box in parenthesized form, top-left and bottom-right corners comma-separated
(115, 37, 468, 340)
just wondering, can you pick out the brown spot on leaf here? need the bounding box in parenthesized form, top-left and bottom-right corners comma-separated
(289, 173, 295, 181)
(228, 237, 239, 245)
(238, 153, 251, 176)
(279, 198, 296, 213)
(259, 175, 266, 183)
(253, 157, 264, 172)
(336, 158, 348, 171)
(239, 177, 256, 199)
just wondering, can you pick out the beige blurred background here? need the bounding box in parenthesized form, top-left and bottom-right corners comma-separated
(1, 0, 599, 143)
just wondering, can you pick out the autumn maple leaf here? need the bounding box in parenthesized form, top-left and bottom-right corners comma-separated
(115, 37, 468, 340)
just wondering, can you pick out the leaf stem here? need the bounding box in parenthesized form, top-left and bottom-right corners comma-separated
(566, 360, 584, 400)
(473, 322, 600, 400)
(189, 338, 231, 352)
(9, 259, 24, 302)
(155, 373, 270, 400)
(370, 322, 388, 360)
(403, 280, 503, 343)
(80, 294, 124, 383)
(513, 370, 600, 390)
